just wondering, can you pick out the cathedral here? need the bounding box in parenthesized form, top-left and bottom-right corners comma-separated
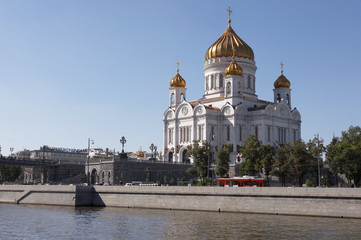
(163, 9, 301, 163)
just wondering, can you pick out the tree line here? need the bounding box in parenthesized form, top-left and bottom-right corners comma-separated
(187, 125, 361, 187)
(0, 165, 23, 183)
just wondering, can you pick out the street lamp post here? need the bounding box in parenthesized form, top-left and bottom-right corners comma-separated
(120, 136, 126, 153)
(207, 146, 210, 186)
(87, 138, 94, 185)
(315, 133, 321, 187)
(150, 143, 155, 159)
(207, 132, 215, 186)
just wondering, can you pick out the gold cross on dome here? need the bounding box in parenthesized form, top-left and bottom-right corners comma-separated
(227, 6, 232, 21)
(176, 61, 180, 73)
(280, 61, 284, 74)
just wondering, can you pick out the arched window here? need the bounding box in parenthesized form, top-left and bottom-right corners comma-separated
(219, 74, 223, 88)
(248, 75, 251, 89)
(102, 171, 105, 183)
(210, 75, 214, 89)
(171, 93, 175, 104)
(226, 82, 231, 95)
(145, 168, 151, 182)
(91, 169, 98, 184)
(108, 171, 111, 183)
(182, 150, 188, 163)
(213, 75, 216, 89)
(276, 94, 281, 103)
(169, 152, 173, 162)
(181, 93, 185, 102)
(239, 125, 242, 141)
(286, 94, 290, 104)
(226, 125, 230, 141)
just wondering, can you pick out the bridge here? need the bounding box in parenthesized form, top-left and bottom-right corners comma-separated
(0, 156, 59, 167)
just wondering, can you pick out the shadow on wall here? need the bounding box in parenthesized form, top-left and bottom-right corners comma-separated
(75, 186, 105, 207)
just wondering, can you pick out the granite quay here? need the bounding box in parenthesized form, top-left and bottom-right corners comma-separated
(1, 185, 361, 218)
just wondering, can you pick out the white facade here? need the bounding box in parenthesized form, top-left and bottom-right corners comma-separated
(163, 21, 301, 163)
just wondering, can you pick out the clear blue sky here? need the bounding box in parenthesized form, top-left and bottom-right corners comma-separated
(0, 1, 360, 155)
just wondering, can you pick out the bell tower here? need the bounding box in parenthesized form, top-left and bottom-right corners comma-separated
(169, 61, 186, 108)
(224, 48, 244, 105)
(273, 62, 291, 107)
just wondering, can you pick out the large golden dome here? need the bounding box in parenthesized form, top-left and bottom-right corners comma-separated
(205, 22, 254, 61)
(274, 72, 291, 88)
(170, 69, 186, 88)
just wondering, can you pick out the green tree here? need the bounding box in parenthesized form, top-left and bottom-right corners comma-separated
(215, 142, 233, 177)
(259, 144, 275, 179)
(337, 126, 361, 186)
(187, 140, 210, 184)
(0, 165, 22, 182)
(271, 143, 291, 186)
(239, 135, 261, 176)
(325, 137, 342, 185)
(288, 140, 312, 186)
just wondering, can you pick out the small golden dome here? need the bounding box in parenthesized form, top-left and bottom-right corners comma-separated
(225, 57, 243, 76)
(274, 73, 291, 88)
(137, 150, 144, 158)
(274, 62, 291, 88)
(205, 24, 254, 61)
(170, 62, 186, 88)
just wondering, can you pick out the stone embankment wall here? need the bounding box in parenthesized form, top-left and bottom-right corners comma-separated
(1, 185, 361, 218)
(0, 185, 92, 206)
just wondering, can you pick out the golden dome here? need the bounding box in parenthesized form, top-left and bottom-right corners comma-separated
(205, 22, 254, 61)
(274, 73, 290, 88)
(274, 62, 291, 88)
(225, 56, 243, 76)
(137, 150, 144, 158)
(170, 62, 186, 88)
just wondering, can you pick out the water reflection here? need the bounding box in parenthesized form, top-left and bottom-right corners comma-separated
(0, 204, 360, 239)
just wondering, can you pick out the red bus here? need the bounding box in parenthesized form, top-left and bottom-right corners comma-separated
(216, 177, 264, 187)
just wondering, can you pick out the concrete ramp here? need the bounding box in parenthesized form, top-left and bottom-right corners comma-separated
(15, 189, 32, 204)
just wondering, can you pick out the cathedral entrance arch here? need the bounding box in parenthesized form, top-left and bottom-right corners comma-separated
(91, 168, 98, 185)
(181, 149, 190, 163)
(168, 151, 173, 162)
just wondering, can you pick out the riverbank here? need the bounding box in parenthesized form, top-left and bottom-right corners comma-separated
(1, 185, 361, 218)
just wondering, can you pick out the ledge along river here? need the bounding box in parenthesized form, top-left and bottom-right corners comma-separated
(1, 203, 361, 239)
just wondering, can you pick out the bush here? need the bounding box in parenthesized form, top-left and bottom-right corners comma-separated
(305, 178, 316, 187)
(190, 179, 196, 186)
(170, 178, 175, 185)
(321, 177, 332, 187)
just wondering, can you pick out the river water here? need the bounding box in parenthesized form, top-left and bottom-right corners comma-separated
(1, 203, 360, 239)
